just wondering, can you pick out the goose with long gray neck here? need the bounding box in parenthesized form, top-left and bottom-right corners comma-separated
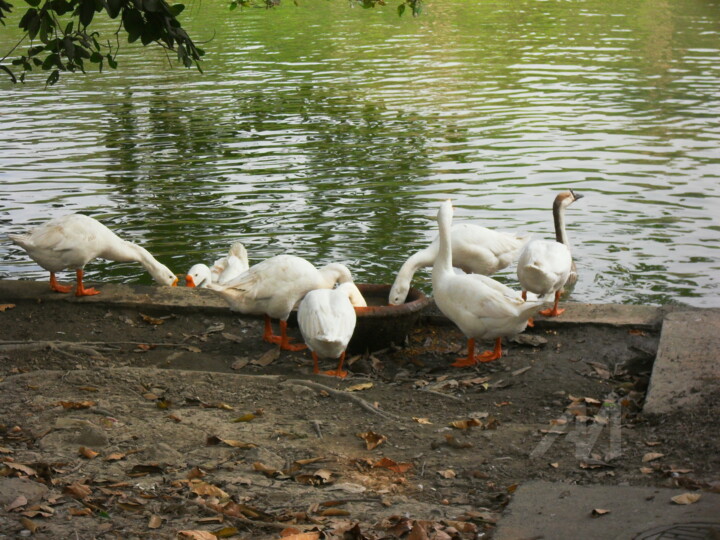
(8, 213, 178, 296)
(516, 190, 583, 318)
(432, 200, 543, 366)
(208, 254, 354, 351)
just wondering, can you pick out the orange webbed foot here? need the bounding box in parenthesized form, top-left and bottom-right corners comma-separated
(75, 286, 100, 297)
(526, 317, 535, 328)
(476, 350, 502, 363)
(49, 273, 72, 293)
(323, 370, 348, 378)
(539, 307, 565, 317)
(451, 356, 478, 368)
(51, 282, 72, 293)
(280, 340, 308, 352)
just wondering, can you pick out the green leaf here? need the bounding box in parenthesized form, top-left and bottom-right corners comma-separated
(122, 8, 144, 42)
(63, 36, 76, 59)
(169, 2, 184, 16)
(106, 54, 117, 69)
(41, 52, 58, 70)
(142, 0, 162, 12)
(46, 69, 60, 85)
(79, 0, 96, 26)
(26, 0, 41, 6)
(106, 0, 122, 18)
(64, 20, 74, 34)
(229, 1, 238, 11)
(397, 3, 405, 16)
(90, 51, 102, 62)
(0, 64, 18, 84)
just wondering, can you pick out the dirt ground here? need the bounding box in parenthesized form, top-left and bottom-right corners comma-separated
(0, 295, 718, 539)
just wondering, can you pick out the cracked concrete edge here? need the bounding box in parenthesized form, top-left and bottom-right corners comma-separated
(493, 481, 720, 540)
(0, 279, 682, 329)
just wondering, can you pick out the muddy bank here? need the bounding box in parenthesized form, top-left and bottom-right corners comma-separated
(0, 281, 717, 539)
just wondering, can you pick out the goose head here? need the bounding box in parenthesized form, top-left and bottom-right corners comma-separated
(554, 189, 583, 211)
(388, 281, 410, 306)
(186, 263, 213, 288)
(149, 262, 179, 287)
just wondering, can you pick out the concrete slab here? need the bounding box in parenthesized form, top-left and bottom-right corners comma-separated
(494, 481, 720, 540)
(644, 309, 720, 414)
(0, 278, 230, 313)
(423, 300, 668, 330)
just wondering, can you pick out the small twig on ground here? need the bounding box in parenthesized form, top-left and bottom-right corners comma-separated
(187, 497, 313, 532)
(283, 379, 404, 421)
(311, 420, 323, 439)
(420, 389, 465, 402)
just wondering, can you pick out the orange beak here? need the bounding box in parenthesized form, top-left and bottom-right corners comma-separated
(171, 276, 179, 287)
(186, 275, 196, 288)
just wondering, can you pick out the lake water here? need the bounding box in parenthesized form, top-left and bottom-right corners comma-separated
(1, 0, 719, 307)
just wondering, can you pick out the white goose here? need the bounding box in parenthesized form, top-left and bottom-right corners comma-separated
(298, 282, 367, 378)
(517, 190, 583, 319)
(8, 213, 178, 296)
(432, 200, 543, 366)
(208, 254, 353, 351)
(186, 242, 249, 288)
(389, 223, 529, 305)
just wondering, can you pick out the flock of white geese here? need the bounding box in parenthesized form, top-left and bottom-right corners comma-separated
(7, 190, 583, 377)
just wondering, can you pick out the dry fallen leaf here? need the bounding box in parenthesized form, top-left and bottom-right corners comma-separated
(6, 495, 28, 511)
(206, 435, 256, 448)
(346, 382, 373, 392)
(450, 418, 483, 430)
(0, 303, 16, 312)
(253, 347, 280, 366)
(437, 469, 456, 479)
(64, 482, 92, 500)
(671, 492, 701, 505)
(232, 413, 256, 423)
(642, 452, 664, 463)
(147, 515, 164, 529)
(412, 417, 433, 425)
(281, 533, 321, 540)
(190, 480, 229, 499)
(4, 462, 38, 476)
(357, 431, 387, 450)
(177, 531, 217, 540)
(19, 517, 39, 533)
(212, 526, 240, 538)
(57, 400, 96, 409)
(373, 457, 412, 474)
(140, 313, 165, 325)
(68, 507, 92, 517)
(79, 446, 99, 459)
(591, 508, 610, 517)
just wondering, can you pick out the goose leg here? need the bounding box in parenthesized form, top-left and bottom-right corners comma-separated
(324, 352, 348, 378)
(278, 320, 307, 351)
(539, 291, 565, 317)
(263, 315, 282, 344)
(452, 338, 479, 367)
(49, 272, 72, 293)
(74, 270, 100, 296)
(311, 351, 320, 374)
(452, 337, 503, 367)
(522, 290, 534, 327)
(477, 337, 503, 362)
